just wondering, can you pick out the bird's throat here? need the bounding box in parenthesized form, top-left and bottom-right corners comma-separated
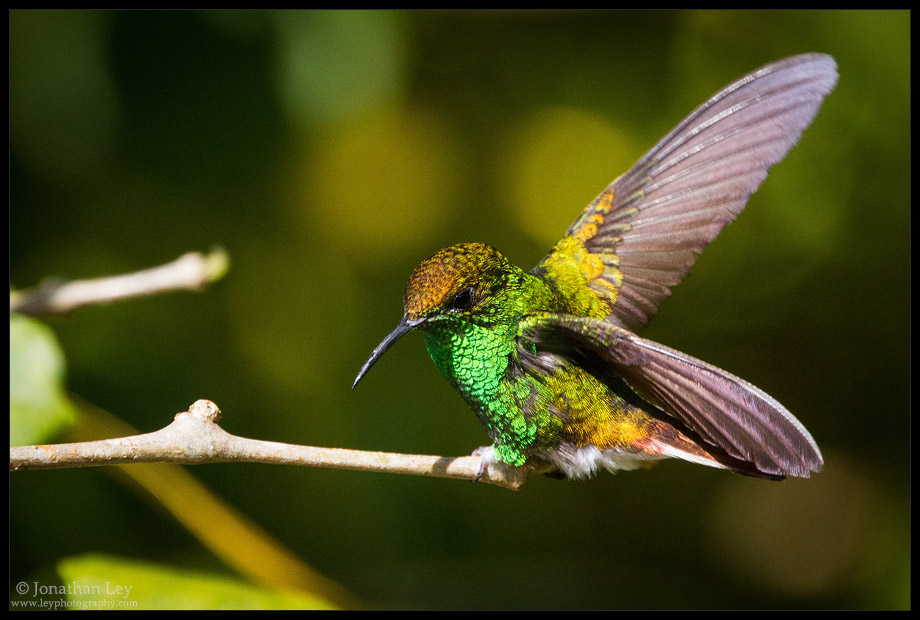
(422, 321, 514, 411)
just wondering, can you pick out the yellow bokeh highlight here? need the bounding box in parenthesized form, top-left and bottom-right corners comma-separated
(497, 106, 638, 246)
(295, 106, 460, 258)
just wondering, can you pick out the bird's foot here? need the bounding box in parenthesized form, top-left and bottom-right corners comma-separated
(471, 445, 498, 482)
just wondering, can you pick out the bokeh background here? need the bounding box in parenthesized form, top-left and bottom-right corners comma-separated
(10, 10, 909, 609)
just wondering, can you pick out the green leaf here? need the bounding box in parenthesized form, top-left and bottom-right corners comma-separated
(56, 554, 338, 610)
(10, 313, 77, 446)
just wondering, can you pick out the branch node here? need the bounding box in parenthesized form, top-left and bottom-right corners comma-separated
(186, 399, 222, 424)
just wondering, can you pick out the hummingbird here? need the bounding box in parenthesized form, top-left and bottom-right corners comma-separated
(352, 54, 837, 480)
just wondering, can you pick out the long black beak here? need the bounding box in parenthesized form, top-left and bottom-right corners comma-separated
(352, 317, 426, 390)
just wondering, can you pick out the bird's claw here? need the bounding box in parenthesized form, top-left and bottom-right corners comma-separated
(471, 445, 496, 483)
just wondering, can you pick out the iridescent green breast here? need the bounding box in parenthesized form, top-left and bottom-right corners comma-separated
(423, 319, 561, 466)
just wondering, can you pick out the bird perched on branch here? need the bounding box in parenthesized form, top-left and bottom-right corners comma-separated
(354, 54, 837, 481)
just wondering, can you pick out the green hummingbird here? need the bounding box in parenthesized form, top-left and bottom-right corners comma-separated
(353, 54, 837, 480)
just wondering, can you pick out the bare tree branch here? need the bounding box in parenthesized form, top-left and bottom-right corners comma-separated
(9, 253, 550, 489)
(9, 248, 229, 317)
(9, 400, 552, 490)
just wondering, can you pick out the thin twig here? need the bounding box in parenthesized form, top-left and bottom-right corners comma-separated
(9, 248, 229, 316)
(9, 400, 551, 490)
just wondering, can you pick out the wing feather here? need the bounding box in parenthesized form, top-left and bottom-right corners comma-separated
(521, 313, 823, 478)
(533, 54, 838, 330)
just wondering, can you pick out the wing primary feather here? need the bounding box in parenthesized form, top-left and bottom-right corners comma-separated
(521, 313, 823, 477)
(533, 54, 838, 331)
(616, 335, 822, 476)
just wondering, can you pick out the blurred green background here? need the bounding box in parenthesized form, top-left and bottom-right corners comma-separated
(10, 10, 908, 609)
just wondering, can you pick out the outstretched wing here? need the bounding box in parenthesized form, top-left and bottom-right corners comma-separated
(520, 312, 823, 479)
(532, 54, 838, 330)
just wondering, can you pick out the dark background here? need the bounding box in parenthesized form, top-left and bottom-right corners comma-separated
(10, 10, 909, 609)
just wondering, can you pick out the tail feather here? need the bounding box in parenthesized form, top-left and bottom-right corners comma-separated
(641, 421, 785, 480)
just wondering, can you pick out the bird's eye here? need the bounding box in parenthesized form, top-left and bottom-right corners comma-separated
(449, 287, 474, 312)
